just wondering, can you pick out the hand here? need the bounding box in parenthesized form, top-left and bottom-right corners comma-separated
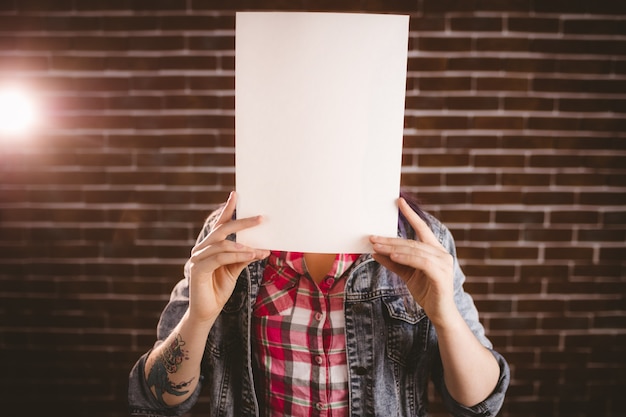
(370, 198, 456, 325)
(186, 191, 269, 324)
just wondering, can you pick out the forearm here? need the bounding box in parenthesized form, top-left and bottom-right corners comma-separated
(434, 310, 500, 407)
(144, 310, 214, 407)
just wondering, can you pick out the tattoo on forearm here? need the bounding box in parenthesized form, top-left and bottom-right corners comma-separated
(146, 334, 194, 402)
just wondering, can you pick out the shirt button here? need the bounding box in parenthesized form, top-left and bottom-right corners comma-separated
(314, 355, 324, 365)
(315, 402, 326, 411)
(324, 277, 334, 286)
(314, 312, 324, 321)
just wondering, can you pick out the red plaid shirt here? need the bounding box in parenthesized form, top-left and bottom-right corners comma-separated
(252, 251, 360, 417)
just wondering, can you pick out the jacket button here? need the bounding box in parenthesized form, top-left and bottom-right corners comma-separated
(352, 303, 363, 313)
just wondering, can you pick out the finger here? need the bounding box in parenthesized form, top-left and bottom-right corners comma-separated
(370, 235, 444, 259)
(371, 239, 450, 275)
(192, 191, 262, 254)
(192, 238, 267, 261)
(398, 197, 441, 247)
(210, 214, 264, 243)
(214, 191, 237, 227)
(190, 245, 267, 274)
(371, 252, 417, 283)
(194, 213, 264, 253)
(192, 192, 238, 252)
(210, 191, 263, 237)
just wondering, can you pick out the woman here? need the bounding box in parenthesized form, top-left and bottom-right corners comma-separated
(128, 191, 509, 416)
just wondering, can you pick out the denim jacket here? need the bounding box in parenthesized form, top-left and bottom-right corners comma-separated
(129, 213, 509, 417)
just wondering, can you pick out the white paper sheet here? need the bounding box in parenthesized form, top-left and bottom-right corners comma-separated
(235, 11, 409, 253)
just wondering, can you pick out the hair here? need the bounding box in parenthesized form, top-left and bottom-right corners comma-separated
(398, 190, 431, 238)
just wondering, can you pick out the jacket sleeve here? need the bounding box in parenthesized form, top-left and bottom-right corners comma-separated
(128, 278, 203, 416)
(128, 212, 220, 416)
(430, 219, 510, 417)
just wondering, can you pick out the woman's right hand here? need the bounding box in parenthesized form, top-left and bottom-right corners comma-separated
(186, 191, 269, 324)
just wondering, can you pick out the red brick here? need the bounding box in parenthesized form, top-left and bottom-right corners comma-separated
(508, 17, 560, 33)
(583, 155, 626, 170)
(187, 35, 235, 51)
(475, 154, 525, 167)
(472, 116, 525, 129)
(405, 96, 445, 109)
(569, 296, 623, 314)
(407, 56, 447, 71)
(559, 97, 626, 112)
(549, 211, 598, 224)
(489, 316, 536, 332)
(523, 192, 576, 205)
(439, 209, 491, 223)
(520, 264, 569, 281)
(160, 15, 234, 31)
(456, 246, 487, 259)
(476, 37, 530, 52)
(556, 58, 614, 75)
(468, 227, 520, 241)
(446, 135, 499, 149)
(0, 55, 49, 71)
(130, 36, 185, 51)
(495, 210, 545, 224)
(489, 246, 539, 260)
(502, 173, 551, 186)
(599, 246, 626, 261)
(501, 135, 554, 149)
(504, 57, 559, 73)
(523, 228, 573, 242)
(603, 211, 626, 225)
(579, 192, 626, 205)
(450, 17, 502, 31)
(401, 135, 443, 148)
(474, 299, 513, 313)
(534, 0, 626, 14)
(417, 36, 472, 52)
(447, 57, 503, 71)
(188, 76, 235, 90)
(504, 96, 554, 111)
(445, 172, 497, 186)
(401, 173, 442, 187)
(531, 38, 625, 56)
(529, 154, 584, 167)
(571, 259, 624, 279)
(17, 0, 73, 11)
(473, 191, 524, 205)
(415, 191, 469, 205)
(534, 77, 626, 95)
(409, 16, 446, 31)
(545, 246, 593, 260)
(99, 16, 158, 31)
(446, 96, 499, 110)
(511, 333, 559, 347)
(416, 76, 472, 91)
(418, 153, 470, 167)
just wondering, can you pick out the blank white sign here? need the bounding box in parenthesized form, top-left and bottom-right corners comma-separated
(235, 12, 409, 253)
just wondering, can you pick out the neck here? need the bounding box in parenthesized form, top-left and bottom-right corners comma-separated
(303, 253, 337, 284)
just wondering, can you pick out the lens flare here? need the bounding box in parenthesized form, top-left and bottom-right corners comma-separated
(0, 86, 39, 137)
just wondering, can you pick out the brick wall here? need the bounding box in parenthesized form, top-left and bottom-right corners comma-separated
(0, 1, 624, 416)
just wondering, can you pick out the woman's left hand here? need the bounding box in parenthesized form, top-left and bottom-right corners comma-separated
(370, 198, 456, 326)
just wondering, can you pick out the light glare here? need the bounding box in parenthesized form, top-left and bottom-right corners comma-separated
(0, 86, 39, 137)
